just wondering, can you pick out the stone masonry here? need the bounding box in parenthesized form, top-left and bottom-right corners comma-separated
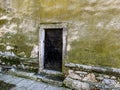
(64, 63, 120, 90)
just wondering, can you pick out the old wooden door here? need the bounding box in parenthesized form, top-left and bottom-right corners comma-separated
(44, 28, 63, 71)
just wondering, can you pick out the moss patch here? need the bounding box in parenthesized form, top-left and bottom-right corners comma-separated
(0, 80, 15, 90)
(67, 30, 120, 68)
(0, 56, 21, 65)
(0, 7, 6, 14)
(0, 19, 8, 26)
(0, 31, 33, 57)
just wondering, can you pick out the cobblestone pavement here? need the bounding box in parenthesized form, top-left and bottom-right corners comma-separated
(0, 73, 69, 90)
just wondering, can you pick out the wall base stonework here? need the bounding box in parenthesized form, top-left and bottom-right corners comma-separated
(0, 53, 39, 73)
(64, 63, 120, 90)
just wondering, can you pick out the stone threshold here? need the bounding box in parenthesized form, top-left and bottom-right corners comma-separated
(5, 69, 64, 87)
(65, 63, 120, 77)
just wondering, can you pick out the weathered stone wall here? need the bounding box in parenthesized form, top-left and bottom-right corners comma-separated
(0, 0, 40, 71)
(64, 63, 120, 90)
(0, 0, 120, 69)
(0, 0, 40, 58)
(1, 0, 120, 89)
(40, 0, 120, 68)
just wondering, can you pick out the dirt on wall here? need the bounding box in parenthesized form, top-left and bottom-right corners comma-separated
(0, 0, 120, 68)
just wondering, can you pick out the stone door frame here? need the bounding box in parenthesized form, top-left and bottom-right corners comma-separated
(39, 23, 67, 74)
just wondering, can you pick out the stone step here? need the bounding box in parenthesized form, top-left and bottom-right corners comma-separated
(37, 72, 65, 86)
(0, 73, 69, 90)
(7, 69, 65, 87)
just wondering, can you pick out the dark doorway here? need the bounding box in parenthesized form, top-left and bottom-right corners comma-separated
(44, 28, 63, 72)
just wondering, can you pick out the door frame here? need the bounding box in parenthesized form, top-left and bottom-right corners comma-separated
(39, 23, 67, 74)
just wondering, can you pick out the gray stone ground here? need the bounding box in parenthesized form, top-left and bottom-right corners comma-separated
(0, 73, 69, 90)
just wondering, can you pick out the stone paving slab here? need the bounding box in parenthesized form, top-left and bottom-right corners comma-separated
(0, 73, 70, 90)
(16, 79, 35, 87)
(28, 82, 48, 90)
(45, 85, 68, 90)
(10, 86, 28, 90)
(6, 77, 23, 84)
(0, 74, 12, 81)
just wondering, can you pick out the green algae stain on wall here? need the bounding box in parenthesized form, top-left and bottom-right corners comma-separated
(12, 0, 120, 68)
(67, 29, 120, 68)
(1, 0, 120, 68)
(0, 4, 39, 58)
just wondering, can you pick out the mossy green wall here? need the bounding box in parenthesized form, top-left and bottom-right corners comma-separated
(0, 1, 39, 57)
(40, 0, 120, 68)
(0, 0, 120, 68)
